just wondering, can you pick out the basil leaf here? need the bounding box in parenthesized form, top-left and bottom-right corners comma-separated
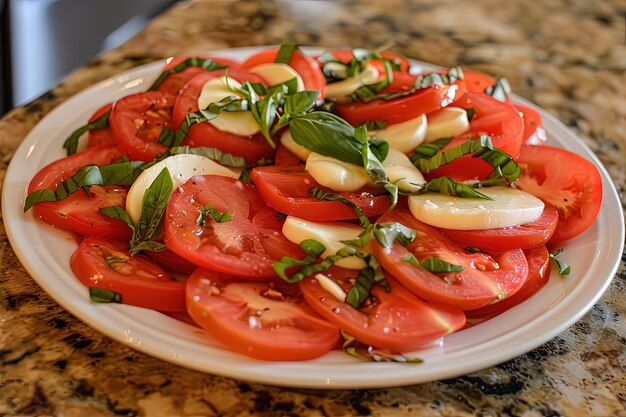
(169, 145, 246, 167)
(358, 120, 388, 131)
(275, 42, 297, 64)
(239, 169, 253, 184)
(409, 137, 453, 166)
(342, 222, 415, 250)
(98, 161, 145, 186)
(309, 187, 370, 228)
(196, 204, 232, 225)
(549, 248, 571, 276)
(131, 241, 168, 253)
(272, 239, 327, 282)
(148, 57, 228, 91)
(24, 189, 57, 212)
(346, 59, 393, 102)
(485, 77, 511, 103)
(340, 331, 423, 363)
(104, 256, 128, 265)
(283, 90, 320, 115)
(99, 206, 135, 232)
(346, 255, 387, 309)
(465, 108, 476, 122)
(418, 177, 493, 200)
(89, 287, 122, 303)
(63, 109, 110, 156)
(466, 247, 488, 254)
(401, 253, 464, 273)
(355, 125, 398, 208)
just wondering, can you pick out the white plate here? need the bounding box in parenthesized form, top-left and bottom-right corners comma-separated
(2, 47, 624, 389)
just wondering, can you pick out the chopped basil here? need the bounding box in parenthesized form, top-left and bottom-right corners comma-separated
(308, 187, 370, 228)
(485, 77, 511, 103)
(104, 255, 128, 265)
(417, 176, 493, 199)
(341, 331, 424, 363)
(549, 248, 571, 276)
(358, 120, 388, 131)
(196, 204, 232, 225)
(401, 253, 464, 273)
(148, 57, 228, 91)
(410, 138, 453, 165)
(62, 109, 111, 156)
(345, 255, 388, 309)
(465, 107, 476, 122)
(275, 212, 287, 221)
(342, 222, 415, 250)
(274, 42, 297, 64)
(89, 287, 122, 304)
(345, 59, 394, 102)
(170, 146, 246, 167)
(465, 247, 488, 254)
(238, 169, 253, 184)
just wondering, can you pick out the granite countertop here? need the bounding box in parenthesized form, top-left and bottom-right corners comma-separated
(1, 0, 625, 415)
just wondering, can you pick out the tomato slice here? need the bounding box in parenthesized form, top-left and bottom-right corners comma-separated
(164, 175, 302, 278)
(156, 55, 240, 96)
(466, 246, 551, 319)
(273, 143, 303, 167)
(372, 210, 529, 310)
(250, 165, 390, 221)
(186, 268, 340, 361)
(441, 205, 558, 251)
(86, 103, 117, 148)
(172, 70, 274, 164)
(514, 145, 603, 243)
(109, 91, 176, 161)
(70, 237, 186, 311)
(426, 92, 524, 181)
(146, 248, 198, 274)
(300, 267, 465, 351)
(463, 69, 496, 93)
(241, 47, 326, 94)
(28, 146, 132, 240)
(515, 104, 547, 146)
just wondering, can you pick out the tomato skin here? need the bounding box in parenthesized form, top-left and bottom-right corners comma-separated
(441, 205, 558, 251)
(157, 55, 241, 96)
(427, 92, 524, 181)
(463, 69, 496, 93)
(300, 267, 465, 351)
(273, 144, 303, 167)
(372, 210, 529, 310)
(28, 146, 132, 240)
(515, 104, 547, 146)
(164, 175, 302, 278)
(250, 166, 390, 221)
(515, 145, 603, 243)
(146, 248, 198, 274)
(241, 48, 326, 94)
(70, 237, 186, 312)
(466, 246, 551, 319)
(172, 70, 274, 164)
(186, 268, 340, 361)
(109, 91, 176, 161)
(86, 103, 117, 148)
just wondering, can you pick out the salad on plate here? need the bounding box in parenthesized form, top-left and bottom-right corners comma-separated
(22, 44, 603, 362)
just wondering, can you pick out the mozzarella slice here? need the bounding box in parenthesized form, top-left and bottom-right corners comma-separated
(382, 148, 426, 192)
(371, 114, 427, 153)
(197, 76, 260, 136)
(282, 216, 366, 270)
(425, 107, 470, 142)
(325, 64, 380, 103)
(248, 63, 305, 91)
(315, 273, 347, 302)
(280, 129, 311, 161)
(126, 154, 238, 224)
(306, 152, 371, 192)
(408, 186, 545, 230)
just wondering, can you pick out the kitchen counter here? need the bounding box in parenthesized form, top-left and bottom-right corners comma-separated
(1, 0, 625, 415)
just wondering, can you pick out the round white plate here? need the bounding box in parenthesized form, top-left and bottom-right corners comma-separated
(3, 47, 624, 389)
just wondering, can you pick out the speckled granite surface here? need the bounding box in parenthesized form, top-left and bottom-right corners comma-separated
(1, 0, 625, 415)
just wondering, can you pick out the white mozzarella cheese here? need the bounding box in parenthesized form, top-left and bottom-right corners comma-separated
(324, 64, 380, 103)
(126, 154, 238, 224)
(371, 114, 427, 153)
(282, 216, 366, 270)
(408, 186, 545, 230)
(382, 148, 426, 192)
(280, 129, 311, 161)
(315, 273, 347, 302)
(305, 152, 371, 192)
(248, 63, 305, 91)
(425, 107, 470, 142)
(197, 76, 260, 136)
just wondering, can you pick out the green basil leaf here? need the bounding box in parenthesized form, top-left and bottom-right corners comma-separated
(465, 247, 488, 254)
(98, 161, 145, 185)
(342, 222, 415, 250)
(358, 120, 388, 131)
(346, 255, 387, 309)
(308, 187, 370, 228)
(410, 137, 453, 166)
(485, 77, 511, 103)
(401, 253, 464, 273)
(148, 57, 228, 91)
(170, 145, 246, 167)
(283, 90, 320, 115)
(196, 204, 232, 225)
(239, 169, 253, 184)
(89, 287, 122, 303)
(99, 206, 135, 232)
(355, 125, 398, 208)
(275, 42, 297, 64)
(104, 255, 128, 265)
(131, 241, 168, 254)
(340, 331, 424, 363)
(24, 189, 57, 212)
(418, 177, 493, 200)
(272, 239, 327, 282)
(63, 109, 111, 156)
(465, 108, 476, 122)
(549, 248, 571, 276)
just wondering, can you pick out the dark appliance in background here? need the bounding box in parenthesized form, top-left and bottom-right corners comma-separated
(0, 0, 178, 116)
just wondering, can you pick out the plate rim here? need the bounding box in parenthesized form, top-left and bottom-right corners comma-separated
(2, 46, 624, 389)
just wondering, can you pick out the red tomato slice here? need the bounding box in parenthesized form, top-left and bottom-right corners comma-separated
(466, 246, 551, 319)
(70, 237, 185, 311)
(273, 144, 303, 167)
(463, 69, 496, 93)
(109, 91, 176, 161)
(250, 166, 390, 221)
(164, 175, 302, 278)
(86, 103, 117, 148)
(146, 248, 198, 274)
(515, 104, 547, 146)
(186, 268, 340, 361)
(427, 92, 524, 181)
(441, 205, 558, 251)
(372, 210, 529, 310)
(514, 145, 603, 243)
(300, 267, 466, 351)
(241, 47, 326, 94)
(157, 55, 240, 96)
(172, 70, 274, 164)
(28, 146, 132, 240)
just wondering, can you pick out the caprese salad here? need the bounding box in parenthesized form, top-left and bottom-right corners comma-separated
(23, 44, 603, 362)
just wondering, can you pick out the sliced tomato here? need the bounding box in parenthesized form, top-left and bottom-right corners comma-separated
(156, 55, 240, 96)
(250, 165, 390, 221)
(441, 205, 558, 251)
(426, 92, 524, 181)
(372, 210, 529, 310)
(147, 248, 198, 274)
(515, 104, 547, 145)
(70, 237, 185, 311)
(27, 146, 132, 240)
(515, 145, 602, 243)
(86, 103, 116, 148)
(463, 69, 496, 93)
(465, 246, 551, 319)
(109, 91, 176, 161)
(164, 175, 302, 278)
(172, 70, 274, 164)
(186, 268, 340, 361)
(241, 47, 326, 94)
(273, 144, 303, 167)
(300, 267, 465, 351)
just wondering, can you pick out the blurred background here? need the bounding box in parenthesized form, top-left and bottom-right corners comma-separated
(0, 0, 179, 116)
